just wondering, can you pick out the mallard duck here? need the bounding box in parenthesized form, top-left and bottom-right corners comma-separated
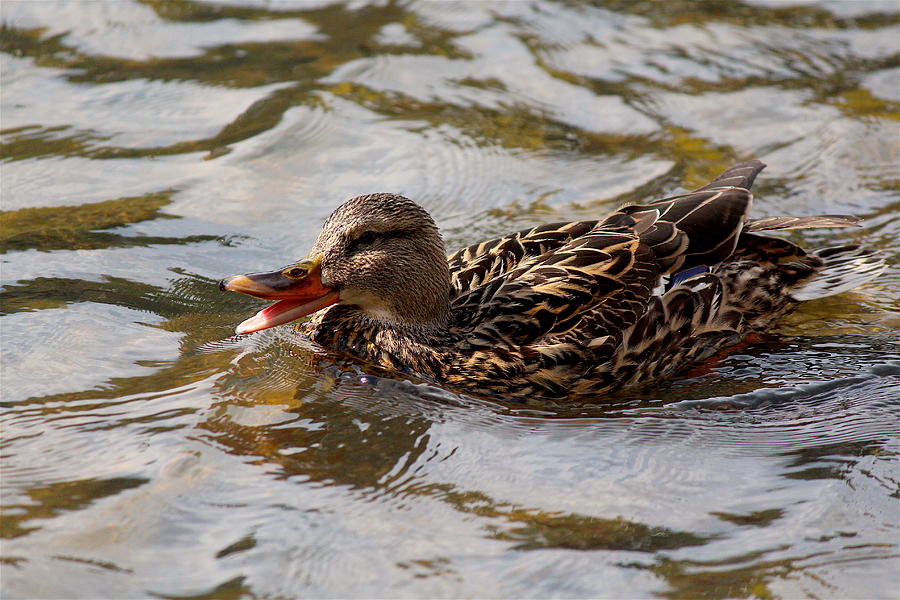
(220, 160, 882, 401)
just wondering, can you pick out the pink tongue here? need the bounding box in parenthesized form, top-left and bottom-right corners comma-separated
(235, 292, 339, 335)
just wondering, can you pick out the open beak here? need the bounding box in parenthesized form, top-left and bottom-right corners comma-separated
(219, 257, 339, 335)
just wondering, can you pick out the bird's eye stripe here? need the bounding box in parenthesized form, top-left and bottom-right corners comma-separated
(347, 228, 416, 251)
(350, 230, 379, 250)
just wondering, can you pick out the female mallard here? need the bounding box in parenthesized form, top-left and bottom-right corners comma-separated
(220, 160, 882, 401)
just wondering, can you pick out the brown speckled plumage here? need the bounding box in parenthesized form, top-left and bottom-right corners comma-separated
(223, 160, 883, 402)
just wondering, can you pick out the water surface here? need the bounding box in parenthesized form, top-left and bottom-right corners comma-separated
(1, 1, 899, 598)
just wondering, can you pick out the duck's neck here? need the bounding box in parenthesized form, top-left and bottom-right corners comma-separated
(353, 306, 451, 344)
(311, 305, 450, 375)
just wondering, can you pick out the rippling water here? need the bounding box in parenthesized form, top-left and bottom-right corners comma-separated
(2, 1, 899, 598)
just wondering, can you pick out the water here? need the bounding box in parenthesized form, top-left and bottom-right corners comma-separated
(1, 1, 898, 598)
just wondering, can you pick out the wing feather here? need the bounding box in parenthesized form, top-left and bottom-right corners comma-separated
(450, 223, 659, 349)
(447, 220, 598, 296)
(619, 186, 754, 274)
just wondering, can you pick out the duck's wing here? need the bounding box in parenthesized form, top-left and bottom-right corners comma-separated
(449, 160, 767, 350)
(447, 220, 598, 296)
(447, 161, 768, 296)
(617, 160, 765, 275)
(450, 220, 659, 349)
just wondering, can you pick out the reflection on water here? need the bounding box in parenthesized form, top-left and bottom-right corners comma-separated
(1, 0, 898, 598)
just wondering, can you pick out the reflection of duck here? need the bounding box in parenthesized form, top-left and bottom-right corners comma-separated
(221, 160, 882, 401)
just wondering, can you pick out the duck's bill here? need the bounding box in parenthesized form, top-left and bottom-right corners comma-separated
(219, 263, 339, 335)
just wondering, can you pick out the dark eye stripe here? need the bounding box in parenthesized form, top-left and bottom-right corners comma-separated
(348, 228, 414, 252)
(349, 230, 379, 251)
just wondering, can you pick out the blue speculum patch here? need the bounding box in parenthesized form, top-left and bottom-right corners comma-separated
(667, 265, 709, 290)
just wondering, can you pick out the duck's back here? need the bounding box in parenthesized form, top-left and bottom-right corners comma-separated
(442, 160, 881, 399)
(446, 161, 763, 345)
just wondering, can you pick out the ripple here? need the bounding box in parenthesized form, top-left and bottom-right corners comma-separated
(622, 374, 900, 458)
(0, 303, 181, 402)
(3, 1, 322, 61)
(1, 52, 294, 151)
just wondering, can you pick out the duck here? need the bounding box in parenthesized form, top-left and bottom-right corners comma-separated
(220, 160, 883, 401)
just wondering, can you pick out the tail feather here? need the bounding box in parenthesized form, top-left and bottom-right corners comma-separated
(694, 159, 766, 192)
(790, 245, 884, 301)
(746, 215, 861, 232)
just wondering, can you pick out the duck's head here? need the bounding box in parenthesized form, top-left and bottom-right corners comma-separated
(220, 193, 451, 335)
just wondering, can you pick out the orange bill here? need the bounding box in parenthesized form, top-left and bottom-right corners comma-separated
(219, 257, 339, 334)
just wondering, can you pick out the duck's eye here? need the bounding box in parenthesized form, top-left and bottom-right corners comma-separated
(285, 266, 307, 278)
(356, 230, 378, 246)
